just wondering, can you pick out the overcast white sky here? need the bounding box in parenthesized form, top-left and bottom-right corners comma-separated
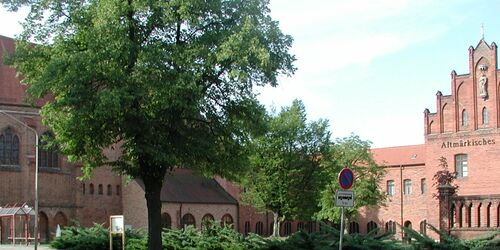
(1, 0, 500, 148)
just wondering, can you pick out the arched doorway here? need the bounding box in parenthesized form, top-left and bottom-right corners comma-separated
(39, 212, 49, 242)
(220, 214, 233, 228)
(404, 220, 412, 243)
(53, 212, 68, 227)
(201, 214, 214, 229)
(161, 213, 171, 229)
(181, 213, 196, 229)
(53, 211, 68, 238)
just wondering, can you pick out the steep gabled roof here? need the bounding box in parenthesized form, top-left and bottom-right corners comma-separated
(371, 144, 425, 167)
(475, 38, 491, 50)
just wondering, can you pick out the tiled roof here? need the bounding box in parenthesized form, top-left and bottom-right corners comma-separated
(371, 144, 425, 167)
(136, 169, 238, 205)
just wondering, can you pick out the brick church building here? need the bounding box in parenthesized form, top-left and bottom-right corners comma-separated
(358, 38, 500, 240)
(1, 33, 499, 242)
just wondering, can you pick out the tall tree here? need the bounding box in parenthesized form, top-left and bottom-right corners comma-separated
(241, 100, 331, 237)
(315, 135, 386, 227)
(1, 0, 295, 248)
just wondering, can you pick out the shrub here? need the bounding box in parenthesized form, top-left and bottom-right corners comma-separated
(50, 223, 144, 250)
(50, 221, 500, 250)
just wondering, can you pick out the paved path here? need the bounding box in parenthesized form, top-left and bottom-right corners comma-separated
(0, 245, 52, 250)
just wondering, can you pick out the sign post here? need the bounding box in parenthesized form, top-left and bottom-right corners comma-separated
(337, 168, 355, 250)
(110, 215, 125, 250)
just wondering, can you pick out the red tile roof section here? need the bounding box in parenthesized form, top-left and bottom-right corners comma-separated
(371, 144, 425, 167)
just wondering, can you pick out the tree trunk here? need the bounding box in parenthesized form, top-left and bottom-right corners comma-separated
(143, 169, 166, 250)
(272, 211, 280, 237)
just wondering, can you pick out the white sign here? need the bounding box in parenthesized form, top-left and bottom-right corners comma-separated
(110, 215, 124, 233)
(335, 190, 354, 207)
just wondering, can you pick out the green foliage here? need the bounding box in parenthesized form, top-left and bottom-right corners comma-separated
(161, 224, 266, 250)
(241, 99, 332, 235)
(316, 135, 386, 223)
(261, 222, 401, 250)
(405, 223, 500, 250)
(50, 223, 144, 250)
(2, 0, 295, 247)
(50, 222, 500, 250)
(432, 156, 458, 199)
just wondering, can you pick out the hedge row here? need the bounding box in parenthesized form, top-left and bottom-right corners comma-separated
(50, 222, 500, 250)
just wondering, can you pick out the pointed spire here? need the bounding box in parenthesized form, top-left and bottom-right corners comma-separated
(481, 23, 485, 40)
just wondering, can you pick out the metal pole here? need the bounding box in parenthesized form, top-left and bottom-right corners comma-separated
(34, 133, 39, 250)
(0, 110, 39, 249)
(339, 206, 344, 250)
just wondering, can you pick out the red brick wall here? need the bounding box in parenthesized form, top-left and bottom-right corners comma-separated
(0, 105, 122, 240)
(359, 164, 428, 238)
(122, 180, 237, 230)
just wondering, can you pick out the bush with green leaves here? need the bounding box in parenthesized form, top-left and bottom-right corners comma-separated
(50, 223, 144, 250)
(261, 223, 402, 250)
(403, 223, 500, 250)
(50, 221, 500, 250)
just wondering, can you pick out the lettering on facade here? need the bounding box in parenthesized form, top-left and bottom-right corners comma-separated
(441, 138, 495, 149)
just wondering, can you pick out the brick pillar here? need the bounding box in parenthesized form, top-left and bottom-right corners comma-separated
(483, 202, 490, 228)
(474, 203, 481, 228)
(493, 202, 500, 228)
(438, 184, 456, 239)
(466, 203, 472, 228)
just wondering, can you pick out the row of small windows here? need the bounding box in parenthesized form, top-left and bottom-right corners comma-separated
(243, 221, 317, 236)
(386, 154, 468, 190)
(159, 213, 234, 229)
(347, 220, 427, 236)
(386, 178, 426, 196)
(461, 107, 489, 127)
(0, 127, 59, 168)
(386, 153, 469, 196)
(82, 183, 121, 196)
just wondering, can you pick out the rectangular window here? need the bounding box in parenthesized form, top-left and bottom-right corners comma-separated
(421, 178, 426, 194)
(386, 180, 395, 196)
(404, 179, 412, 195)
(455, 154, 468, 178)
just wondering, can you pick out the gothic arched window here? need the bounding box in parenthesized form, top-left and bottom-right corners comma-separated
(0, 127, 20, 166)
(482, 107, 489, 125)
(39, 132, 59, 168)
(462, 109, 468, 127)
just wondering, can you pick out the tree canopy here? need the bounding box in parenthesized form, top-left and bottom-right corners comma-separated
(2, 0, 295, 248)
(315, 135, 386, 223)
(241, 99, 331, 237)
